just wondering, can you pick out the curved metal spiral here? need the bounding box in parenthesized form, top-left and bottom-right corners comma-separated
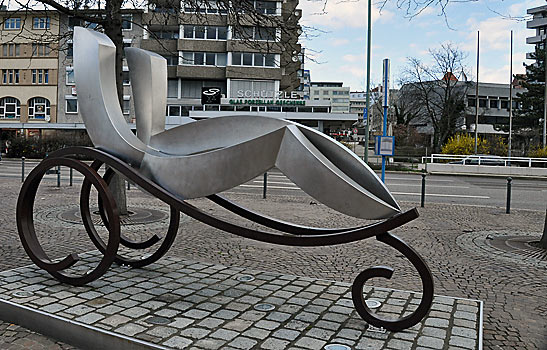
(80, 161, 180, 268)
(351, 232, 434, 332)
(16, 157, 120, 286)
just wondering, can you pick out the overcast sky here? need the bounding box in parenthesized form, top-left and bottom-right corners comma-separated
(298, 0, 543, 91)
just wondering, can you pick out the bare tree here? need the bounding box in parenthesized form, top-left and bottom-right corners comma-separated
(400, 44, 470, 151)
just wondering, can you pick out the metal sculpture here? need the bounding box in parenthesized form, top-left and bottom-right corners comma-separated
(15, 27, 434, 332)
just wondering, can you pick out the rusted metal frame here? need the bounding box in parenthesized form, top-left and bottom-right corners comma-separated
(351, 231, 434, 331)
(79, 161, 180, 268)
(207, 194, 367, 235)
(16, 157, 120, 286)
(49, 147, 418, 247)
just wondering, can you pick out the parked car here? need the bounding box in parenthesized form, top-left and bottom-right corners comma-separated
(449, 155, 506, 166)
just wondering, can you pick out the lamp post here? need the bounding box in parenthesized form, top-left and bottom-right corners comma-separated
(508, 30, 513, 160)
(364, 0, 372, 162)
(474, 31, 480, 154)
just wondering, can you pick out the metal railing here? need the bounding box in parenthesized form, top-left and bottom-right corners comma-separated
(421, 154, 547, 167)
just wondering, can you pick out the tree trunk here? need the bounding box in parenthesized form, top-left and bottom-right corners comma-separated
(540, 207, 547, 249)
(103, 1, 128, 215)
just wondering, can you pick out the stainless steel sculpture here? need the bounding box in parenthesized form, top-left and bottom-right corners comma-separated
(16, 27, 434, 332)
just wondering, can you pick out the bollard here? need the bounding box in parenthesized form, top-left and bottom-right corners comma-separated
(69, 167, 73, 186)
(21, 157, 25, 182)
(506, 177, 512, 214)
(421, 173, 426, 208)
(57, 166, 61, 187)
(263, 172, 267, 199)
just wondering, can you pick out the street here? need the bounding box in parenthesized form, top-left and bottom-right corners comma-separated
(1, 158, 545, 212)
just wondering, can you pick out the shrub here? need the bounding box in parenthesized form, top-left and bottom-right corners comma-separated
(529, 146, 547, 158)
(441, 134, 507, 156)
(6, 135, 92, 158)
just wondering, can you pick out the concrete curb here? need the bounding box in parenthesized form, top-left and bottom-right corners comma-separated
(0, 298, 167, 350)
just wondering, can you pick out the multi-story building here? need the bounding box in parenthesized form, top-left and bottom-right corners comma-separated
(464, 82, 524, 134)
(142, 0, 302, 110)
(0, 10, 60, 138)
(1, 4, 358, 144)
(56, 10, 145, 127)
(310, 82, 350, 113)
(526, 5, 547, 59)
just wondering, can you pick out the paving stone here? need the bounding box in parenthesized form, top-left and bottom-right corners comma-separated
(449, 335, 477, 349)
(272, 328, 300, 341)
(228, 336, 258, 350)
(146, 326, 178, 338)
(260, 338, 290, 349)
(209, 328, 239, 341)
(180, 327, 211, 339)
(163, 336, 193, 349)
(417, 335, 445, 348)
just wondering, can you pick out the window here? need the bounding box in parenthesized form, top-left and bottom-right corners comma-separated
(66, 68, 75, 85)
(183, 25, 228, 40)
(314, 90, 319, 95)
(121, 14, 132, 30)
(0, 97, 21, 118)
(32, 43, 50, 56)
(489, 100, 498, 109)
(150, 30, 179, 40)
(501, 100, 509, 109)
(255, 1, 278, 15)
(231, 52, 277, 67)
(68, 17, 83, 29)
(467, 98, 476, 107)
(28, 97, 51, 120)
(479, 99, 487, 108)
(4, 18, 21, 30)
(323, 90, 329, 95)
(32, 69, 49, 84)
(123, 96, 131, 114)
(164, 55, 179, 66)
(183, 0, 227, 14)
(123, 71, 130, 85)
(66, 98, 78, 113)
(181, 52, 227, 66)
(67, 42, 73, 57)
(33, 17, 50, 29)
(2, 69, 20, 84)
(2, 43, 20, 57)
(168, 79, 179, 98)
(232, 26, 276, 41)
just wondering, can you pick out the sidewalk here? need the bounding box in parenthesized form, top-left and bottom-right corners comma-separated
(0, 176, 545, 349)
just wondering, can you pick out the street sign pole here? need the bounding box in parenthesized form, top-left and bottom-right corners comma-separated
(381, 59, 390, 183)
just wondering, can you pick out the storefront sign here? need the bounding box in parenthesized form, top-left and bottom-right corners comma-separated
(236, 90, 301, 99)
(229, 99, 305, 106)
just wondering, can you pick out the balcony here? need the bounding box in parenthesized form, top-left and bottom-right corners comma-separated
(527, 17, 547, 29)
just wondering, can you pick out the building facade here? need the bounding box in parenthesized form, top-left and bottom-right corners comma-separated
(0, 10, 60, 138)
(526, 5, 547, 59)
(310, 82, 350, 113)
(1, 5, 357, 146)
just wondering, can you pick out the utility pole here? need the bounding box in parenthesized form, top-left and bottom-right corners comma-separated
(508, 30, 513, 160)
(364, 0, 372, 162)
(474, 31, 480, 154)
(544, 31, 547, 148)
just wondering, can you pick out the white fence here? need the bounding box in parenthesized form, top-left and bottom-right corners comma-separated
(421, 154, 547, 167)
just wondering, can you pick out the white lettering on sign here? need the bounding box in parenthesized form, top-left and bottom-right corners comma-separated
(236, 90, 300, 99)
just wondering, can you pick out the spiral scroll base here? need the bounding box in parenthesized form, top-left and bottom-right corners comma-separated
(15, 146, 435, 331)
(351, 232, 434, 332)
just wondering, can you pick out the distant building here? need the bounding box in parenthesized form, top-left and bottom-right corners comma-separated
(526, 5, 547, 60)
(0, 10, 61, 138)
(310, 82, 350, 113)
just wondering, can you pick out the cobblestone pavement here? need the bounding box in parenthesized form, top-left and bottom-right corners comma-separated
(0, 252, 482, 350)
(0, 176, 546, 349)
